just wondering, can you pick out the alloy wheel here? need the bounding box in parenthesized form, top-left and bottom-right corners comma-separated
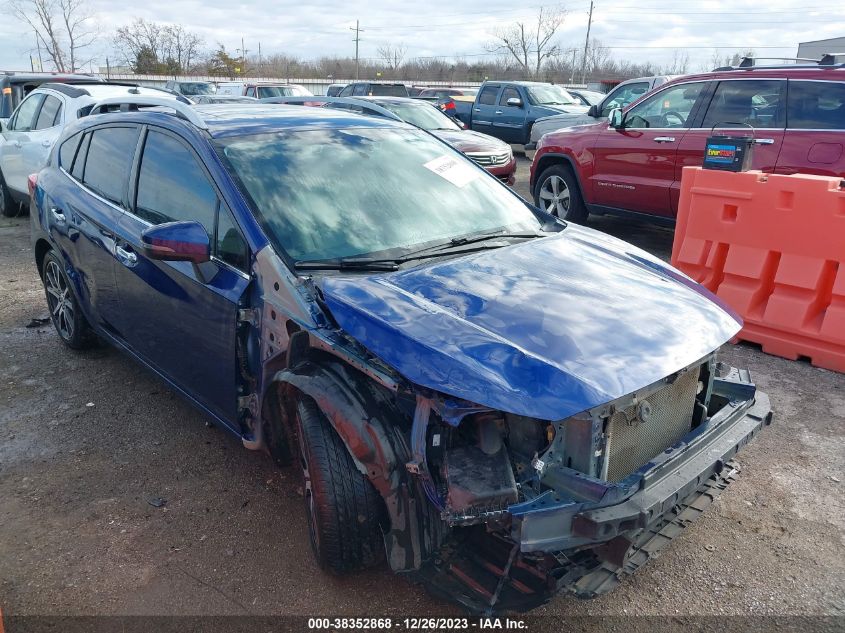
(538, 174, 571, 218)
(44, 260, 75, 340)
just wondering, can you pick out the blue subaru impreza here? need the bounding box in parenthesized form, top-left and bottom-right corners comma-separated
(30, 97, 771, 612)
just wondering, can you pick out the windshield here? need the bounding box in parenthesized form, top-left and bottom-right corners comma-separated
(217, 127, 542, 263)
(527, 85, 577, 106)
(379, 102, 460, 131)
(179, 82, 216, 96)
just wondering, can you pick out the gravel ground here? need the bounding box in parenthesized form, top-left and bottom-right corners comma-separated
(0, 157, 843, 626)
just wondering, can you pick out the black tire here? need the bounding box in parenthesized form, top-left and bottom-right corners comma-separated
(294, 395, 386, 574)
(41, 251, 96, 349)
(534, 164, 588, 223)
(0, 171, 21, 218)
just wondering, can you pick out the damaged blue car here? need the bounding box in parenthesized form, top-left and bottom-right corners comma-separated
(30, 97, 772, 613)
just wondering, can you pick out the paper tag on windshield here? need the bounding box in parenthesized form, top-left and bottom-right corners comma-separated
(423, 155, 480, 188)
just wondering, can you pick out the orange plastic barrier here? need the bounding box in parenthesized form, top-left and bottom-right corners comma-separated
(672, 166, 845, 373)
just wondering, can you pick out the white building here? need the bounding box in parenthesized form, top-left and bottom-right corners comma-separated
(797, 37, 845, 64)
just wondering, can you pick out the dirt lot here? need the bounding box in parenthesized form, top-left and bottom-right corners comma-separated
(0, 157, 843, 625)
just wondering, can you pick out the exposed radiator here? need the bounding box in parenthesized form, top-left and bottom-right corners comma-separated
(604, 367, 700, 482)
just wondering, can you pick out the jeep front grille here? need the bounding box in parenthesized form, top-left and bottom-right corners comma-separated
(604, 367, 700, 482)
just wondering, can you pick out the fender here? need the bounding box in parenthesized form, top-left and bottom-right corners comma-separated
(270, 359, 445, 571)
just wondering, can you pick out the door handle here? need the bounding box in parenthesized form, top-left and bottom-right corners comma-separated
(115, 244, 138, 267)
(495, 110, 503, 114)
(474, 108, 481, 112)
(12, 140, 21, 148)
(50, 207, 66, 226)
(755, 138, 775, 145)
(41, 139, 52, 147)
(653, 136, 676, 143)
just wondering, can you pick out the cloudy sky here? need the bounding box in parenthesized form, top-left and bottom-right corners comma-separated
(1, 0, 842, 74)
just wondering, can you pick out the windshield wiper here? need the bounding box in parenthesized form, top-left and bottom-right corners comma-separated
(294, 258, 400, 272)
(295, 232, 546, 272)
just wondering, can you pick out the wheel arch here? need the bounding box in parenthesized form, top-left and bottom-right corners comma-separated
(532, 152, 586, 202)
(266, 357, 445, 571)
(34, 238, 52, 276)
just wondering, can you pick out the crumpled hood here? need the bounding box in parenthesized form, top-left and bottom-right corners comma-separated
(431, 129, 510, 154)
(320, 224, 741, 421)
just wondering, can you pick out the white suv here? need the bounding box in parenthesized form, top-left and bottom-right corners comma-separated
(0, 83, 182, 217)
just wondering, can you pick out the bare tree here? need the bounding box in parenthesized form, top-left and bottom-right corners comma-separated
(9, 0, 96, 71)
(486, 6, 566, 77)
(376, 43, 406, 71)
(114, 18, 204, 74)
(665, 49, 690, 75)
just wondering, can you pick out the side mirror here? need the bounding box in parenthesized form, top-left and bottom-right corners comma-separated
(588, 104, 599, 117)
(506, 97, 523, 108)
(608, 108, 623, 129)
(141, 221, 210, 264)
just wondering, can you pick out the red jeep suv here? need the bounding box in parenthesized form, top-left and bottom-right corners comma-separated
(530, 59, 845, 224)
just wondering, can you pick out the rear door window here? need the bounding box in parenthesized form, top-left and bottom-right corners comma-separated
(134, 129, 217, 232)
(787, 80, 845, 130)
(82, 126, 140, 206)
(478, 86, 499, 106)
(34, 95, 62, 129)
(71, 133, 91, 180)
(9, 93, 44, 131)
(701, 80, 785, 129)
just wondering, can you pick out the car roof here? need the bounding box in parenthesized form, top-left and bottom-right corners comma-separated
(189, 104, 410, 138)
(37, 83, 174, 100)
(357, 96, 429, 106)
(661, 66, 845, 87)
(1, 71, 102, 83)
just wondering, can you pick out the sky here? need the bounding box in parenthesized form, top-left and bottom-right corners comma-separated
(1, 0, 843, 75)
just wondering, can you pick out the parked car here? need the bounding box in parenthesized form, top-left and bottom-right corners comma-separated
(1, 71, 104, 123)
(530, 59, 845, 224)
(527, 76, 676, 150)
(325, 83, 346, 97)
(0, 83, 182, 217)
(417, 87, 479, 99)
(567, 88, 605, 106)
(164, 80, 217, 97)
(406, 86, 427, 97)
(217, 82, 313, 99)
(338, 81, 409, 97)
(190, 95, 258, 104)
(451, 80, 588, 145)
(327, 96, 517, 184)
(30, 96, 770, 613)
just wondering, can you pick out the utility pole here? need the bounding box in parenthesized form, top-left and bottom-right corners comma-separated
(350, 20, 363, 80)
(579, 0, 594, 85)
(35, 31, 43, 71)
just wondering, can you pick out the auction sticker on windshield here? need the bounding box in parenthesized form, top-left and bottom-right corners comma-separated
(423, 155, 481, 188)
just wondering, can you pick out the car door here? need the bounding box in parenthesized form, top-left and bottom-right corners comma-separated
(675, 78, 786, 215)
(49, 125, 140, 334)
(472, 84, 501, 137)
(0, 92, 45, 195)
(493, 86, 525, 143)
(591, 81, 708, 218)
(778, 79, 845, 178)
(111, 126, 250, 428)
(19, 93, 65, 182)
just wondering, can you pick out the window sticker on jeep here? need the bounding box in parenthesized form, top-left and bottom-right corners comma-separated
(423, 155, 480, 188)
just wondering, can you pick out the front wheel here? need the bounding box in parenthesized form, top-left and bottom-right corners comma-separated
(41, 251, 96, 349)
(294, 395, 386, 574)
(534, 164, 588, 223)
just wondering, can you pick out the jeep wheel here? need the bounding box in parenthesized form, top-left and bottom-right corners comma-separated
(42, 251, 96, 349)
(535, 165, 588, 223)
(294, 395, 386, 573)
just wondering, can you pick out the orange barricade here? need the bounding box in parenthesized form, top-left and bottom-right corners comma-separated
(672, 166, 845, 373)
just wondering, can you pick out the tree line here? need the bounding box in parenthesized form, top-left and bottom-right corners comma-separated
(8, 0, 751, 83)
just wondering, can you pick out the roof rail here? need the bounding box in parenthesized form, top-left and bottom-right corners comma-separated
(258, 96, 405, 122)
(88, 95, 207, 129)
(820, 52, 845, 65)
